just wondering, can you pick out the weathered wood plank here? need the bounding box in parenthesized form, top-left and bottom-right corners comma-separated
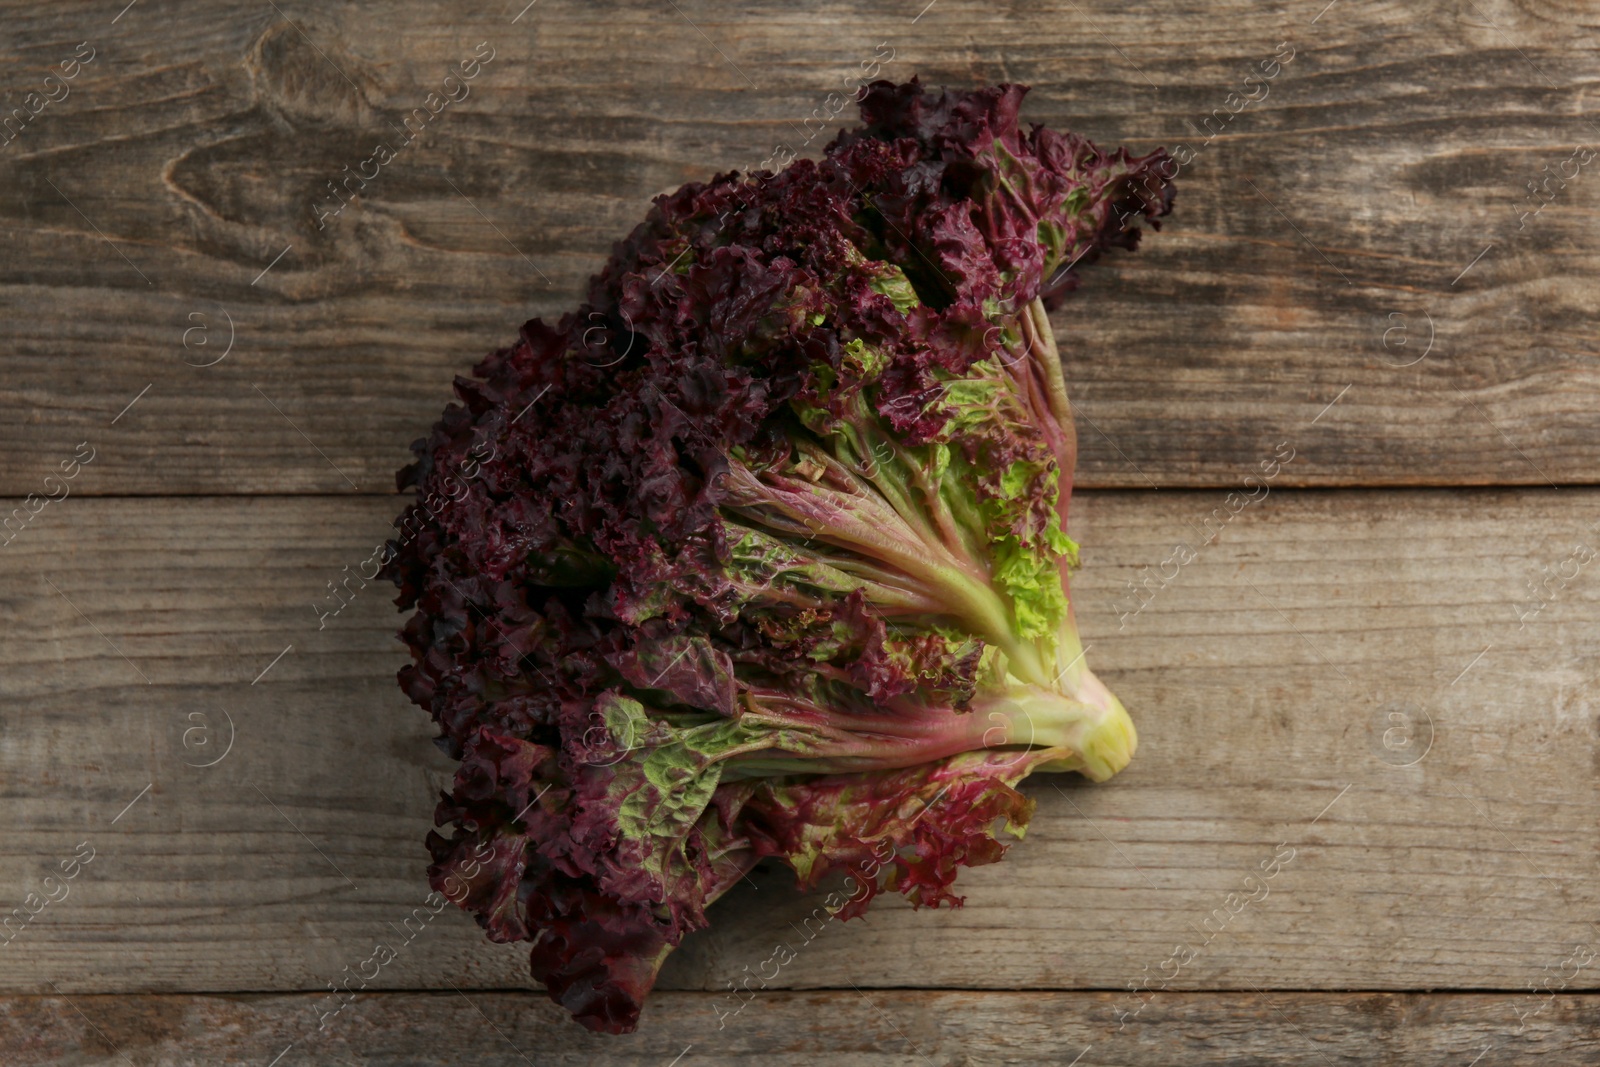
(5, 991, 1599, 1066)
(2, 489, 1597, 996)
(2, 0, 1599, 493)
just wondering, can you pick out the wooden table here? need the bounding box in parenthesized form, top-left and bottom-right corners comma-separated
(4, 1, 1599, 1062)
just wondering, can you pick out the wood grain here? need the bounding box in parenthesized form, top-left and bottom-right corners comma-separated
(6, 4, 1600, 1058)
(5, 990, 1599, 1066)
(2, 0, 1599, 494)
(3, 489, 1597, 996)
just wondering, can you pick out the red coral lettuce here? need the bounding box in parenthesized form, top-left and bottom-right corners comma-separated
(386, 77, 1174, 1034)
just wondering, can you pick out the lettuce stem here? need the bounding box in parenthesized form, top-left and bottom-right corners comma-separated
(722, 677, 1134, 781)
(1018, 299, 1073, 470)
